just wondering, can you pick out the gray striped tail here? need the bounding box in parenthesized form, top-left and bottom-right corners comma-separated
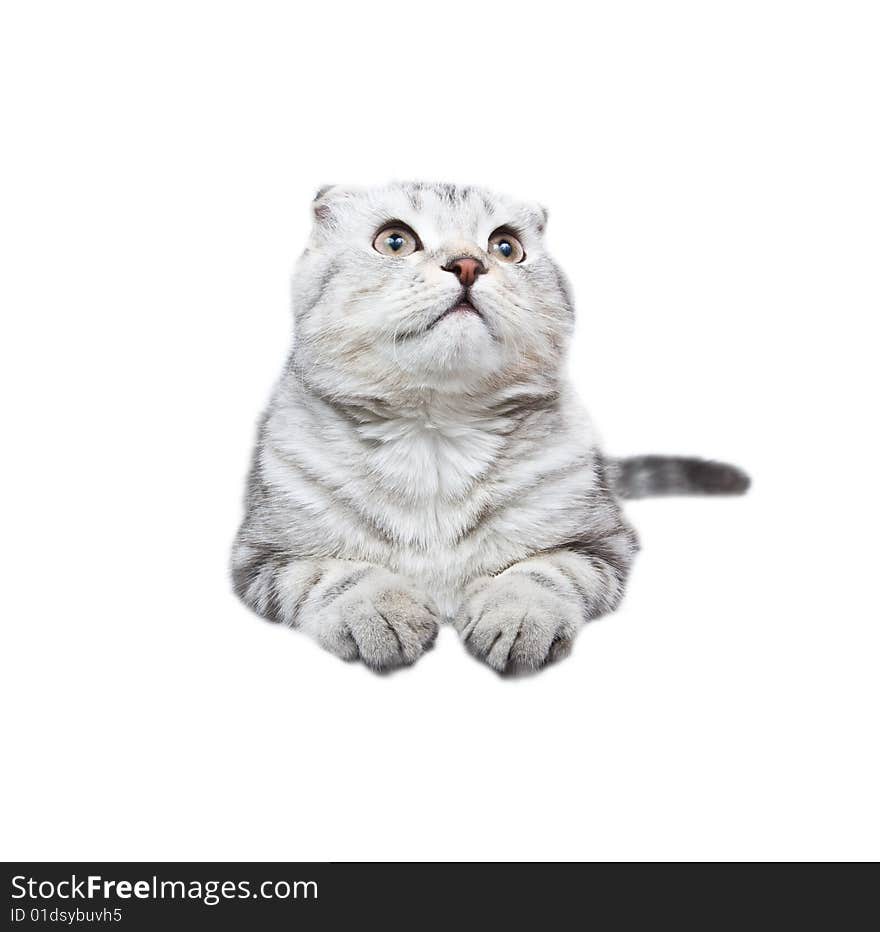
(610, 455, 751, 499)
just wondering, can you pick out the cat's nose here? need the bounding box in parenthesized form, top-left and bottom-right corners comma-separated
(442, 256, 487, 288)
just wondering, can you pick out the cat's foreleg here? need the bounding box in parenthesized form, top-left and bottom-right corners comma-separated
(454, 534, 636, 674)
(232, 545, 439, 670)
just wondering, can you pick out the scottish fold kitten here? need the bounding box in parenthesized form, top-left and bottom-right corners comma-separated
(232, 182, 748, 674)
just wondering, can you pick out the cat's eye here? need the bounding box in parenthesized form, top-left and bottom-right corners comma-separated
(488, 229, 525, 264)
(373, 223, 421, 257)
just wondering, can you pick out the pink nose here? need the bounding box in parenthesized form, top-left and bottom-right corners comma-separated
(443, 257, 486, 288)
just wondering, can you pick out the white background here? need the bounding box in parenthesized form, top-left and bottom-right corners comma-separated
(2, 1, 878, 861)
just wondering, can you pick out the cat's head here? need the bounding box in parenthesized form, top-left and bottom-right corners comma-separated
(291, 182, 574, 397)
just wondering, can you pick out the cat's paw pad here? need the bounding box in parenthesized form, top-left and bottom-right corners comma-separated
(308, 571, 439, 671)
(455, 573, 581, 674)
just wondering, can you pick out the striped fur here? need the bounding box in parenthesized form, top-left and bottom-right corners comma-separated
(231, 182, 740, 673)
(610, 456, 751, 498)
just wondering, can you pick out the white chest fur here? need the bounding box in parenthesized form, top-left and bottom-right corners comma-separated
(357, 408, 506, 503)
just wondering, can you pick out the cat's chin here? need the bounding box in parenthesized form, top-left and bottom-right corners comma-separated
(379, 316, 503, 387)
(427, 297, 483, 329)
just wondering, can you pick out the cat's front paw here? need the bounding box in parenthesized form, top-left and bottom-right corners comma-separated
(455, 572, 582, 674)
(303, 569, 439, 671)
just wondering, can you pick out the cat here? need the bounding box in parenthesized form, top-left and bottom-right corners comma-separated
(231, 182, 749, 674)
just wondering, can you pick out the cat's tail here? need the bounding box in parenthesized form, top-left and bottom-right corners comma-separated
(608, 455, 751, 499)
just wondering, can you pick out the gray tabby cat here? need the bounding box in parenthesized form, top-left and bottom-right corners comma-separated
(232, 182, 748, 674)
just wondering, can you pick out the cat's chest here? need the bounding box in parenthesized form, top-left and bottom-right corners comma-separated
(358, 412, 506, 502)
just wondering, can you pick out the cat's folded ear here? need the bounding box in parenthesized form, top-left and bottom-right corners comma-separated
(519, 199, 549, 234)
(312, 185, 337, 223)
(536, 203, 549, 233)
